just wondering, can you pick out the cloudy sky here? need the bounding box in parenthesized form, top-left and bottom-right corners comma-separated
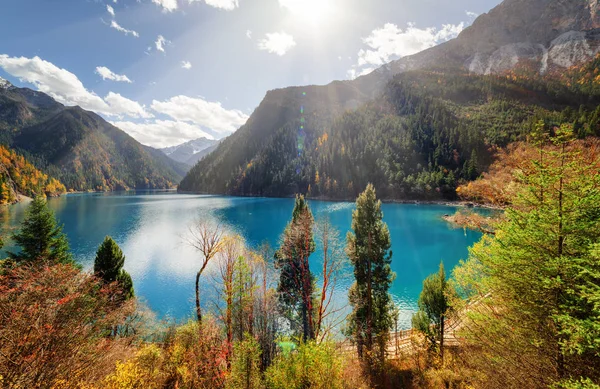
(0, 0, 501, 148)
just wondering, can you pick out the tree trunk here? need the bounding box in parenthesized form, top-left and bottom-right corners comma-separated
(196, 270, 202, 323)
(440, 314, 445, 366)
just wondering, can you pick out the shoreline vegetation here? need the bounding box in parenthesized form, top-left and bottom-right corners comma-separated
(2, 122, 600, 388)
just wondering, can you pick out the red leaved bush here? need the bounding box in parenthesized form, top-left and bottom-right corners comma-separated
(0, 263, 136, 388)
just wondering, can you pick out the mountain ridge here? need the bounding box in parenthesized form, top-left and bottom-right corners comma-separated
(0, 81, 185, 192)
(179, 0, 600, 198)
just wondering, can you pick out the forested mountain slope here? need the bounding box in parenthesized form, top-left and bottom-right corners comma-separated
(0, 145, 65, 204)
(0, 79, 185, 191)
(180, 60, 600, 199)
(179, 0, 600, 199)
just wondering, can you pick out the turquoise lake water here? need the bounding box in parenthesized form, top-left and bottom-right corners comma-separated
(0, 192, 482, 328)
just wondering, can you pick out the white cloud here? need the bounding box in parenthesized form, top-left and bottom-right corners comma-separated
(155, 35, 169, 52)
(0, 54, 150, 119)
(153, 0, 178, 12)
(466, 11, 479, 19)
(95, 66, 132, 83)
(181, 61, 192, 69)
(107, 5, 115, 17)
(0, 55, 245, 148)
(348, 22, 465, 79)
(188, 0, 239, 11)
(246, 29, 252, 39)
(105, 92, 153, 119)
(110, 20, 139, 37)
(257, 32, 296, 56)
(0, 54, 109, 113)
(151, 95, 249, 135)
(111, 120, 215, 148)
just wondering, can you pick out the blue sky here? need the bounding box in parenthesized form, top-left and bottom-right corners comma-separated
(0, 0, 501, 148)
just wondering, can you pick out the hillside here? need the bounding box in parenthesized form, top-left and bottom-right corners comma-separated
(179, 0, 600, 198)
(180, 61, 600, 199)
(0, 145, 65, 204)
(0, 79, 185, 191)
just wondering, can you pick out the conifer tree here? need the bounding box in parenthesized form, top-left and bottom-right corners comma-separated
(346, 184, 395, 379)
(275, 194, 316, 341)
(454, 124, 600, 388)
(9, 196, 73, 265)
(412, 262, 454, 364)
(94, 236, 134, 301)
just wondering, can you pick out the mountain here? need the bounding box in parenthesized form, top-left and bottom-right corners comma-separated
(353, 0, 600, 92)
(160, 137, 219, 166)
(0, 78, 185, 191)
(179, 0, 600, 198)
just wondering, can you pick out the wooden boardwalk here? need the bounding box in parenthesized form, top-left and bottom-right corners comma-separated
(336, 300, 478, 358)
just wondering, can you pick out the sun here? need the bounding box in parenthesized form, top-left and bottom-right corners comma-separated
(279, 0, 335, 25)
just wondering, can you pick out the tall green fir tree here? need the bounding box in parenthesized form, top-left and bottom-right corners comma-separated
(454, 124, 600, 388)
(412, 262, 454, 365)
(346, 183, 395, 380)
(275, 194, 317, 341)
(94, 236, 134, 301)
(9, 196, 73, 265)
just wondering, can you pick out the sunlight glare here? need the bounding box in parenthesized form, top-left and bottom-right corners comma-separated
(279, 0, 335, 25)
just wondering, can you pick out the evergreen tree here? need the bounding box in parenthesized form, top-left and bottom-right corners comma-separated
(94, 236, 134, 301)
(226, 334, 263, 389)
(454, 124, 600, 388)
(412, 262, 454, 364)
(9, 196, 73, 265)
(346, 184, 395, 380)
(275, 194, 316, 341)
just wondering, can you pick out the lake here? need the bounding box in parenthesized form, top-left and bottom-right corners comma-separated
(0, 191, 481, 329)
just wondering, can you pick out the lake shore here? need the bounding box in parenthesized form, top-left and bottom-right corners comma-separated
(177, 190, 503, 210)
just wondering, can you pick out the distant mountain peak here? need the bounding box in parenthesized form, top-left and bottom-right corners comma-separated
(160, 137, 219, 166)
(0, 77, 13, 90)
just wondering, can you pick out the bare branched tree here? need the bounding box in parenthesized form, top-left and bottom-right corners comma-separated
(186, 220, 226, 323)
(314, 217, 349, 342)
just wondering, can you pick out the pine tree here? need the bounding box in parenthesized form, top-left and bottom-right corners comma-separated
(94, 236, 134, 301)
(226, 334, 263, 389)
(9, 196, 73, 265)
(275, 194, 316, 342)
(454, 124, 600, 388)
(346, 184, 395, 380)
(412, 262, 454, 364)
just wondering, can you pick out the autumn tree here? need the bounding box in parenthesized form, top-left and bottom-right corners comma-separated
(346, 184, 395, 382)
(254, 242, 279, 371)
(188, 220, 226, 323)
(9, 196, 73, 265)
(313, 217, 348, 342)
(218, 235, 243, 369)
(453, 124, 600, 388)
(94, 236, 134, 301)
(275, 194, 316, 342)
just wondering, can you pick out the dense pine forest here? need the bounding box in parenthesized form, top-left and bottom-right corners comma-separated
(2, 122, 600, 388)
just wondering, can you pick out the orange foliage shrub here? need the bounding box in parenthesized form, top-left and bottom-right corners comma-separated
(457, 138, 600, 206)
(0, 264, 136, 388)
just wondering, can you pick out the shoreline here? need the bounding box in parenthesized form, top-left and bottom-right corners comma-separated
(176, 189, 503, 210)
